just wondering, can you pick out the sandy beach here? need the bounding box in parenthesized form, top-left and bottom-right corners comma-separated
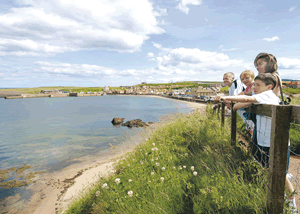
(0, 97, 207, 214)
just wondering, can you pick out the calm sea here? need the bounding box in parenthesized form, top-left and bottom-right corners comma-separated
(0, 95, 192, 199)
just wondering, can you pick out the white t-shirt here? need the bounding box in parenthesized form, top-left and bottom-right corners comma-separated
(228, 79, 245, 96)
(252, 90, 280, 147)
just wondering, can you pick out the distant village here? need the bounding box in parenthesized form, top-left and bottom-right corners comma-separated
(39, 82, 225, 100)
(37, 80, 300, 101)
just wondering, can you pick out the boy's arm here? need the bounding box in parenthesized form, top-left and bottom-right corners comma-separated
(233, 102, 252, 110)
(220, 95, 257, 103)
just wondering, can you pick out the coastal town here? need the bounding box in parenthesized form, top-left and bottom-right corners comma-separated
(2, 79, 299, 100)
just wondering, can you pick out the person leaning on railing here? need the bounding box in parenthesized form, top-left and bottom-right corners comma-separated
(216, 74, 282, 167)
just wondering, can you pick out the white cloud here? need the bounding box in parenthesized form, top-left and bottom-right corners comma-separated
(147, 52, 154, 57)
(0, 0, 164, 56)
(35, 61, 117, 77)
(153, 43, 163, 49)
(221, 48, 240, 52)
(278, 57, 300, 69)
(153, 7, 168, 16)
(176, 0, 202, 14)
(289, 6, 297, 12)
(34, 61, 154, 78)
(151, 46, 244, 77)
(219, 45, 224, 48)
(262, 36, 279, 42)
(0, 38, 77, 56)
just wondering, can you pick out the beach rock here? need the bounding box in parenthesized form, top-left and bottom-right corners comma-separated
(111, 117, 125, 125)
(148, 121, 154, 125)
(121, 119, 149, 128)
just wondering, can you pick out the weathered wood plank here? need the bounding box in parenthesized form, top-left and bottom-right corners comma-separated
(267, 105, 292, 214)
(231, 102, 236, 146)
(221, 102, 225, 127)
(244, 104, 273, 117)
(291, 105, 300, 125)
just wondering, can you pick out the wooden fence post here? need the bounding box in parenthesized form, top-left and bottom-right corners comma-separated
(267, 105, 292, 214)
(230, 102, 236, 146)
(221, 102, 225, 128)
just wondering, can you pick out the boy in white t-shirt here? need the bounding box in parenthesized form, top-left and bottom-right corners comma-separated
(217, 73, 281, 167)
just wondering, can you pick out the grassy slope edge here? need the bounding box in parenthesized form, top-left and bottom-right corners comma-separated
(64, 107, 294, 214)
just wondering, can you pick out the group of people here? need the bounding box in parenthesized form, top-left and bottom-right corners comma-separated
(216, 52, 290, 172)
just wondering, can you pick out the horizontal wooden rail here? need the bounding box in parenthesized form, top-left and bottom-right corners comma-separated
(244, 104, 300, 125)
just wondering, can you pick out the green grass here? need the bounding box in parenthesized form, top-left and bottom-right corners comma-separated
(63, 107, 295, 214)
(220, 86, 229, 93)
(290, 97, 300, 106)
(283, 88, 300, 94)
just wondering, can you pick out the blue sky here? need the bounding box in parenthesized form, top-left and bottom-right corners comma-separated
(0, 0, 299, 88)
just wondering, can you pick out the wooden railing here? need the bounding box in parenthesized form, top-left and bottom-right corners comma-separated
(213, 102, 300, 214)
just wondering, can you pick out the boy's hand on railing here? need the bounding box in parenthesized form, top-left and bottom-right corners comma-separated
(219, 97, 230, 103)
(215, 95, 222, 102)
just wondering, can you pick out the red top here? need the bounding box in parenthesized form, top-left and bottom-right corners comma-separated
(245, 83, 253, 93)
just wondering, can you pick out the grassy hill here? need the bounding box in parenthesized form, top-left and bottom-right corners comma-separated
(63, 108, 288, 214)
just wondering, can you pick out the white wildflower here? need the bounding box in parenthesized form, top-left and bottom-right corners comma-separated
(193, 171, 198, 176)
(191, 166, 194, 171)
(140, 161, 144, 165)
(102, 183, 108, 188)
(96, 191, 100, 196)
(156, 162, 159, 166)
(185, 153, 188, 156)
(151, 159, 154, 161)
(173, 166, 176, 169)
(155, 157, 158, 161)
(151, 147, 158, 151)
(121, 162, 123, 164)
(179, 166, 182, 170)
(162, 167, 165, 171)
(160, 177, 164, 182)
(152, 143, 155, 146)
(149, 180, 151, 182)
(183, 165, 186, 169)
(128, 190, 133, 197)
(128, 164, 130, 166)
(115, 178, 120, 184)
(128, 179, 132, 182)
(151, 171, 155, 175)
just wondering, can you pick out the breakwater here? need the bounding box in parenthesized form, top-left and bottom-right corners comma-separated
(3, 92, 216, 105)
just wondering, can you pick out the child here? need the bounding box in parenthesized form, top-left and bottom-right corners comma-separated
(237, 70, 255, 137)
(239, 70, 255, 95)
(254, 52, 282, 97)
(219, 73, 280, 167)
(253, 53, 290, 173)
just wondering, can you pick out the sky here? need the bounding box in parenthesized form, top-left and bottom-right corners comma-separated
(0, 0, 299, 88)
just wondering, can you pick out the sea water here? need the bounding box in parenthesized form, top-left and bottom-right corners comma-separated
(0, 95, 192, 200)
